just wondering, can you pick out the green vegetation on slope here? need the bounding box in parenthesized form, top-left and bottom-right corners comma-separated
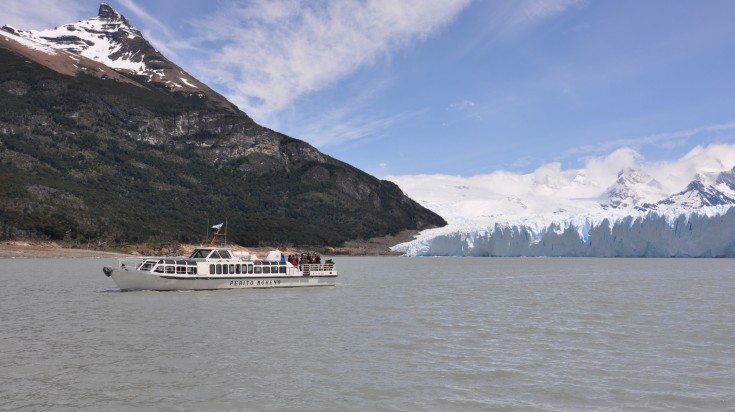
(0, 48, 445, 247)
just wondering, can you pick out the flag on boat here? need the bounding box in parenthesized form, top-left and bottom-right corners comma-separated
(211, 223, 223, 230)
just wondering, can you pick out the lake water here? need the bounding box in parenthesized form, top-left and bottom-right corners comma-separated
(1, 257, 734, 411)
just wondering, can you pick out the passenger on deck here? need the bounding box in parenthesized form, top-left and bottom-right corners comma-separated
(289, 255, 298, 266)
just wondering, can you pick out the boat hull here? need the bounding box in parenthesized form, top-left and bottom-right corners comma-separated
(106, 268, 336, 291)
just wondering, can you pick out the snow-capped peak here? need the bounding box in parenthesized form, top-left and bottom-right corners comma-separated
(97, 3, 127, 23)
(657, 177, 735, 209)
(20, 4, 150, 76)
(3, 3, 220, 100)
(601, 167, 664, 210)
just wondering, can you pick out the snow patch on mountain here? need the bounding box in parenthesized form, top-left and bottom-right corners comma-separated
(1, 25, 60, 55)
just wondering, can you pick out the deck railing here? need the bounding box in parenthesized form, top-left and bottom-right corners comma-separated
(301, 263, 336, 275)
(117, 257, 157, 270)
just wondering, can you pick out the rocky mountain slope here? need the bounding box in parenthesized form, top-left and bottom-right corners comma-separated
(0, 4, 446, 247)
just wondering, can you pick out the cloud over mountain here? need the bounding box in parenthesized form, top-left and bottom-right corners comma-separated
(389, 144, 735, 225)
(190, 0, 471, 126)
(2, 0, 87, 30)
(388, 143, 735, 256)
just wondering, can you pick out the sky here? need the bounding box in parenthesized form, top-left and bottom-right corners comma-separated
(4, 0, 735, 182)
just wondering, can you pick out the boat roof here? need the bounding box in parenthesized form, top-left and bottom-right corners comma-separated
(189, 247, 233, 259)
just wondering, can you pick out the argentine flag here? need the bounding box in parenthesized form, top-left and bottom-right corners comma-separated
(211, 223, 223, 230)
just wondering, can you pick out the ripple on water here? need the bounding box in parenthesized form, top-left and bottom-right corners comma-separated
(0, 257, 733, 411)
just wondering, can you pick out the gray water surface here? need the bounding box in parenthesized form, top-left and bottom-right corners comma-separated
(1, 257, 734, 411)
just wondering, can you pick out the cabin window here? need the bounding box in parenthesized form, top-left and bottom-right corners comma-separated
(209, 264, 215, 274)
(229, 264, 235, 273)
(209, 250, 222, 259)
(263, 266, 270, 274)
(254, 265, 262, 274)
(166, 266, 174, 274)
(247, 264, 253, 274)
(220, 250, 232, 259)
(176, 266, 186, 274)
(216, 264, 222, 275)
(235, 265, 241, 274)
(154, 266, 164, 273)
(190, 249, 210, 259)
(187, 267, 196, 275)
(279, 266, 287, 274)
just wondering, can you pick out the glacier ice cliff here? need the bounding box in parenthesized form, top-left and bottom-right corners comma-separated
(392, 206, 735, 257)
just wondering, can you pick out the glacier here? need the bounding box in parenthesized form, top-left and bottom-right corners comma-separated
(392, 206, 735, 257)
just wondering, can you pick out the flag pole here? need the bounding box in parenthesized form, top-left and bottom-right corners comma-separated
(208, 222, 224, 247)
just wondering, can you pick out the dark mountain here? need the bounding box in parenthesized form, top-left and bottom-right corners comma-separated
(0, 5, 445, 247)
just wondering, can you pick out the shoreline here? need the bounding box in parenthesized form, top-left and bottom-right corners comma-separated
(0, 230, 419, 258)
(0, 242, 129, 258)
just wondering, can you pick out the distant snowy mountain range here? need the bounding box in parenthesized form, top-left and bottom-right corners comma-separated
(389, 146, 735, 257)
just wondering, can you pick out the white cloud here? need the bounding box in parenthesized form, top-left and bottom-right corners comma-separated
(462, 0, 585, 49)
(301, 110, 419, 148)
(280, 79, 419, 147)
(518, 0, 586, 25)
(583, 147, 642, 185)
(116, 0, 200, 60)
(563, 121, 735, 159)
(647, 144, 735, 194)
(1, 0, 87, 30)
(190, 0, 471, 132)
(116, 0, 167, 33)
(450, 100, 476, 111)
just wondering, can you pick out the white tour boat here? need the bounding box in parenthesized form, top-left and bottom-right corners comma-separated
(103, 226, 337, 291)
(103, 247, 337, 291)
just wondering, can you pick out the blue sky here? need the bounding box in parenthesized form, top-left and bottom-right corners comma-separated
(5, 0, 735, 178)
